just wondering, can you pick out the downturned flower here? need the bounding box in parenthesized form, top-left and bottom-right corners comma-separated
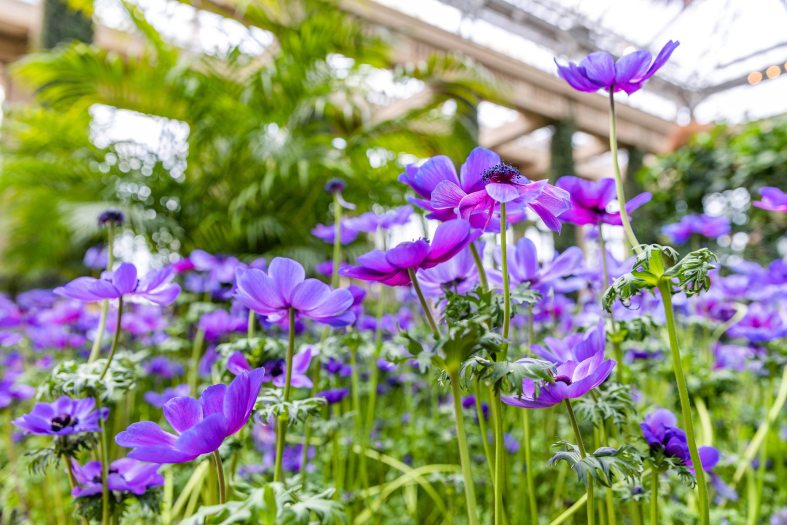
(753, 186, 787, 212)
(641, 409, 719, 472)
(556, 176, 652, 226)
(116, 368, 264, 463)
(70, 458, 164, 498)
(54, 263, 181, 306)
(662, 214, 730, 244)
(502, 350, 615, 409)
(555, 41, 680, 94)
(13, 397, 108, 436)
(341, 220, 479, 286)
(235, 258, 355, 327)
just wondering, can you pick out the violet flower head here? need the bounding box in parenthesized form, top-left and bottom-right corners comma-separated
(341, 220, 479, 286)
(144, 385, 191, 408)
(502, 350, 615, 409)
(54, 263, 181, 306)
(347, 206, 413, 233)
(532, 319, 605, 365)
(556, 176, 651, 226)
(0, 374, 35, 409)
(83, 245, 108, 270)
(116, 368, 264, 463)
(727, 303, 787, 343)
(489, 237, 584, 295)
(235, 258, 355, 327)
(199, 309, 246, 342)
(641, 409, 719, 472)
(661, 214, 730, 244)
(144, 356, 184, 379)
(98, 209, 124, 227)
(228, 347, 314, 389)
(555, 41, 679, 95)
(71, 458, 164, 498)
(753, 186, 787, 212)
(317, 388, 349, 405)
(13, 397, 108, 436)
(417, 245, 480, 297)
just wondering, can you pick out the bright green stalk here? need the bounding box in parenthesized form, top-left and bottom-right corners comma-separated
(188, 328, 205, 395)
(657, 282, 710, 525)
(273, 308, 297, 482)
(98, 297, 124, 381)
(474, 380, 495, 482)
(491, 389, 505, 525)
(406, 269, 438, 335)
(97, 399, 112, 525)
(523, 410, 538, 524)
(350, 346, 369, 490)
(500, 202, 511, 347)
(565, 398, 594, 525)
(469, 242, 488, 290)
(88, 301, 109, 363)
(331, 192, 342, 288)
(608, 91, 641, 255)
(246, 310, 255, 339)
(449, 369, 480, 525)
(212, 451, 226, 504)
(650, 470, 659, 525)
(598, 230, 625, 383)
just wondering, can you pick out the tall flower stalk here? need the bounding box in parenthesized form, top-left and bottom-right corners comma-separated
(608, 92, 642, 255)
(274, 308, 297, 482)
(565, 398, 594, 525)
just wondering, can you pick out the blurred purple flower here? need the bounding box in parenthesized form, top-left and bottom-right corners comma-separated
(144, 356, 184, 379)
(116, 368, 264, 463)
(71, 457, 163, 498)
(662, 214, 730, 244)
(54, 263, 181, 306)
(347, 206, 413, 232)
(489, 237, 584, 295)
(83, 245, 108, 270)
(556, 176, 651, 226)
(417, 245, 479, 296)
(555, 41, 679, 94)
(144, 385, 191, 408)
(317, 388, 349, 405)
(311, 223, 360, 245)
(0, 374, 35, 409)
(728, 303, 787, 343)
(199, 309, 246, 342)
(227, 347, 314, 389)
(641, 408, 719, 472)
(753, 187, 787, 213)
(532, 319, 605, 364)
(14, 397, 108, 436)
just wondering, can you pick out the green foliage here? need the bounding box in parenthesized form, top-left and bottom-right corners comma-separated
(549, 442, 642, 487)
(40, 351, 143, 402)
(636, 117, 787, 262)
(0, 0, 496, 285)
(461, 356, 554, 395)
(573, 382, 636, 431)
(254, 388, 327, 427)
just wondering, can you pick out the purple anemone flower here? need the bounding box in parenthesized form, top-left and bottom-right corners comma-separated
(317, 388, 349, 405)
(555, 41, 679, 94)
(199, 309, 246, 342)
(661, 214, 731, 244)
(727, 303, 787, 343)
(641, 409, 719, 472)
(489, 237, 584, 295)
(0, 375, 35, 409)
(556, 176, 651, 226)
(532, 320, 604, 365)
(417, 245, 480, 297)
(54, 263, 181, 306)
(502, 350, 615, 409)
(753, 187, 787, 213)
(143, 357, 184, 379)
(83, 245, 108, 270)
(144, 385, 191, 408)
(228, 347, 314, 389)
(347, 206, 413, 232)
(70, 458, 164, 498)
(235, 258, 355, 327)
(311, 223, 360, 245)
(13, 397, 108, 436)
(116, 368, 264, 463)
(341, 220, 479, 286)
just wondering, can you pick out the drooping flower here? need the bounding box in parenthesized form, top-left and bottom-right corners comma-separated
(661, 214, 730, 244)
(556, 176, 652, 226)
(116, 368, 264, 463)
(235, 258, 355, 327)
(501, 350, 615, 409)
(70, 458, 164, 498)
(341, 220, 479, 286)
(555, 41, 680, 95)
(417, 245, 480, 297)
(54, 263, 181, 306)
(13, 397, 108, 436)
(98, 210, 124, 227)
(641, 409, 719, 472)
(753, 186, 787, 213)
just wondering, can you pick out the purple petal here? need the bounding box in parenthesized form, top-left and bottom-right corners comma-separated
(698, 446, 720, 471)
(416, 155, 460, 196)
(112, 263, 138, 295)
(127, 446, 195, 464)
(485, 183, 522, 203)
(306, 289, 354, 319)
(555, 60, 601, 92)
(223, 368, 265, 435)
(425, 220, 472, 266)
(580, 52, 616, 87)
(615, 50, 652, 85)
(386, 240, 430, 270)
(174, 413, 229, 456)
(268, 258, 305, 305)
(235, 268, 284, 314)
(460, 147, 500, 193)
(54, 277, 119, 302)
(291, 279, 331, 311)
(431, 180, 466, 211)
(115, 421, 178, 447)
(642, 41, 680, 81)
(162, 397, 203, 434)
(227, 352, 252, 375)
(200, 384, 227, 416)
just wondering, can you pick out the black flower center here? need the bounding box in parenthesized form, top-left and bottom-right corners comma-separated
(269, 360, 285, 377)
(481, 163, 524, 185)
(50, 414, 79, 432)
(553, 374, 572, 385)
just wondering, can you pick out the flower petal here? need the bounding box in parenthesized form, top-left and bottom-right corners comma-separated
(460, 147, 500, 193)
(425, 220, 472, 266)
(127, 446, 195, 464)
(385, 240, 430, 270)
(268, 258, 305, 305)
(485, 183, 522, 203)
(615, 50, 652, 85)
(580, 52, 616, 87)
(115, 421, 178, 448)
(112, 263, 138, 295)
(415, 155, 459, 196)
(200, 384, 227, 417)
(306, 289, 354, 319)
(223, 368, 265, 435)
(430, 180, 467, 211)
(235, 268, 284, 314)
(174, 413, 229, 457)
(162, 397, 203, 434)
(291, 279, 331, 312)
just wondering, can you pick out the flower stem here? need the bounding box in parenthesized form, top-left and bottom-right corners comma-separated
(474, 380, 495, 482)
(469, 242, 488, 290)
(98, 297, 124, 381)
(331, 191, 342, 289)
(449, 368, 480, 525)
(500, 203, 511, 347)
(274, 308, 297, 482)
(407, 268, 439, 337)
(97, 399, 112, 525)
(491, 388, 505, 525)
(523, 409, 539, 524)
(212, 450, 226, 504)
(657, 282, 709, 525)
(650, 470, 659, 525)
(565, 398, 594, 525)
(188, 328, 205, 395)
(598, 229, 626, 384)
(88, 301, 110, 363)
(247, 310, 255, 339)
(608, 91, 641, 255)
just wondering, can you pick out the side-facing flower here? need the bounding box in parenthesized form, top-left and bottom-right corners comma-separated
(116, 368, 264, 463)
(556, 176, 651, 225)
(753, 186, 787, 212)
(341, 220, 478, 286)
(13, 397, 108, 436)
(54, 263, 181, 306)
(661, 214, 730, 244)
(235, 258, 355, 327)
(502, 350, 615, 409)
(555, 41, 680, 94)
(311, 223, 360, 245)
(489, 237, 584, 295)
(641, 409, 719, 472)
(71, 458, 164, 498)
(532, 319, 605, 364)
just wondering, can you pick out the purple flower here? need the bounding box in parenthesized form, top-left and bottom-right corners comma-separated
(556, 176, 651, 226)
(324, 357, 352, 377)
(489, 237, 584, 295)
(71, 458, 164, 498)
(228, 348, 314, 389)
(662, 214, 730, 244)
(417, 245, 479, 296)
(532, 320, 605, 364)
(235, 258, 355, 327)
(189, 250, 242, 285)
(116, 368, 265, 463)
(727, 303, 787, 343)
(346, 206, 413, 232)
(13, 397, 108, 436)
(54, 263, 181, 306)
(317, 388, 349, 405)
(144, 385, 191, 408)
(199, 309, 246, 342)
(144, 356, 184, 379)
(341, 220, 479, 286)
(555, 41, 679, 94)
(502, 351, 615, 409)
(311, 223, 360, 245)
(98, 210, 124, 226)
(83, 245, 108, 270)
(753, 186, 787, 213)
(0, 374, 35, 409)
(641, 409, 719, 472)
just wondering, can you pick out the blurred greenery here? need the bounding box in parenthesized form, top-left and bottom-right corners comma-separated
(0, 0, 497, 287)
(635, 117, 787, 262)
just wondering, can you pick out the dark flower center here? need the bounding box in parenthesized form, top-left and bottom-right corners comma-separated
(50, 414, 78, 432)
(481, 163, 524, 185)
(553, 374, 572, 385)
(268, 360, 285, 377)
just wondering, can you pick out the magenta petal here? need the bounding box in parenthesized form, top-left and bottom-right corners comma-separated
(127, 446, 195, 464)
(115, 421, 178, 447)
(200, 384, 227, 416)
(458, 190, 493, 219)
(416, 155, 460, 195)
(643, 40, 680, 80)
(431, 180, 467, 210)
(485, 183, 522, 203)
(112, 263, 138, 295)
(625, 191, 652, 213)
(227, 352, 252, 375)
(386, 240, 429, 270)
(425, 220, 472, 266)
(223, 368, 265, 435)
(174, 413, 229, 456)
(291, 279, 331, 311)
(162, 397, 202, 434)
(460, 147, 500, 193)
(355, 250, 396, 273)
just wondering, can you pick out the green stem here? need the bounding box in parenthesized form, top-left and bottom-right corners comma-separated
(212, 451, 226, 504)
(500, 203, 511, 347)
(188, 328, 205, 395)
(565, 398, 594, 525)
(469, 242, 488, 290)
(491, 388, 505, 525)
(97, 400, 112, 525)
(449, 369, 480, 525)
(332, 192, 342, 288)
(474, 380, 495, 482)
(650, 470, 659, 525)
(88, 301, 110, 363)
(350, 346, 369, 490)
(657, 282, 709, 525)
(598, 230, 626, 384)
(273, 308, 297, 482)
(608, 90, 641, 255)
(247, 310, 255, 339)
(407, 268, 439, 337)
(98, 297, 124, 381)
(523, 409, 538, 525)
